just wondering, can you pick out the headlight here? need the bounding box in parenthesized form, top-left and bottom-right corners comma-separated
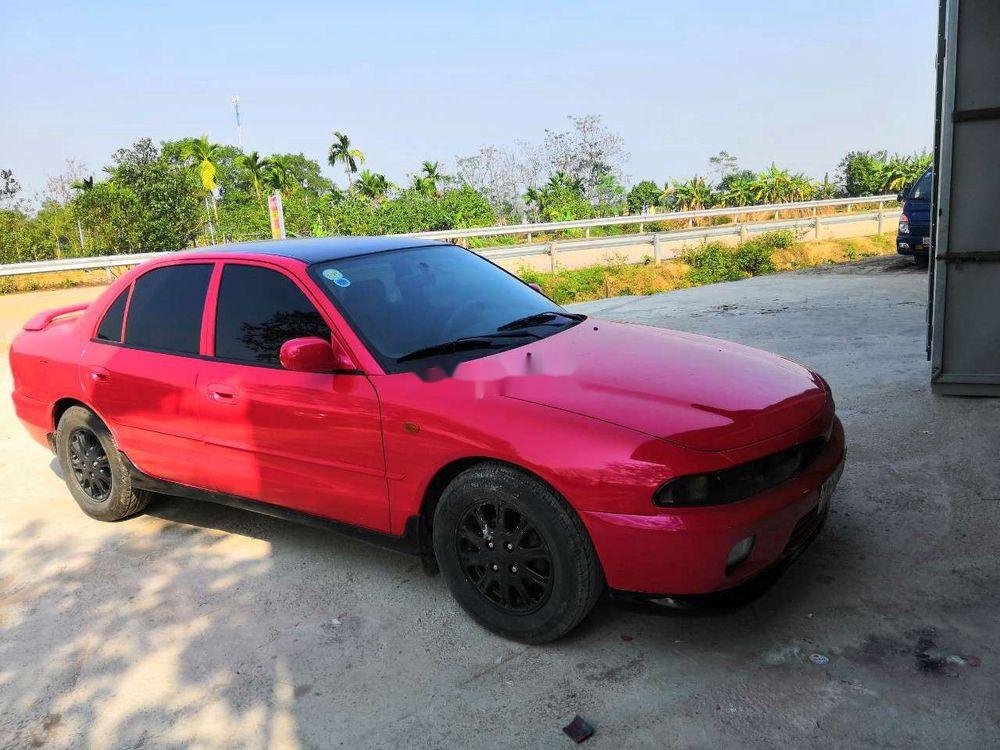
(653, 473, 713, 506)
(653, 437, 827, 507)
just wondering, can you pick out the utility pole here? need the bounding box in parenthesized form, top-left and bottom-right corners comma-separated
(232, 95, 242, 149)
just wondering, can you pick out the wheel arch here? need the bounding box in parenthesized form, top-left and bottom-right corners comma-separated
(52, 397, 93, 431)
(51, 398, 121, 449)
(418, 456, 586, 537)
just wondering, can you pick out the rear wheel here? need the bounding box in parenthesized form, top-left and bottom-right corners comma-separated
(55, 406, 151, 521)
(433, 463, 603, 643)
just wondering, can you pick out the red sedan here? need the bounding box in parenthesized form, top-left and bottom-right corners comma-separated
(9, 238, 845, 642)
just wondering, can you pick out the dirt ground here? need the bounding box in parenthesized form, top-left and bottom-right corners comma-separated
(1, 256, 998, 748)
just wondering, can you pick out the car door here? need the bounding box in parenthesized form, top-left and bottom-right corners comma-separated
(79, 261, 214, 488)
(195, 260, 388, 531)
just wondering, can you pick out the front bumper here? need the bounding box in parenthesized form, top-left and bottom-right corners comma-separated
(581, 417, 846, 595)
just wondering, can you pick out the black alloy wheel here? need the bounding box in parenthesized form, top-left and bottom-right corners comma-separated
(68, 427, 112, 501)
(456, 499, 554, 614)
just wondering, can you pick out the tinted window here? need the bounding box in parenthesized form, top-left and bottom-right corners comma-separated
(911, 170, 933, 199)
(310, 245, 573, 371)
(96, 288, 128, 342)
(214, 264, 330, 366)
(124, 264, 212, 354)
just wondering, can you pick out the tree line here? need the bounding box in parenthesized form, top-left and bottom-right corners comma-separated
(0, 115, 930, 264)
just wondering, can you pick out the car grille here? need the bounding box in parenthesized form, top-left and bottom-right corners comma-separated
(784, 502, 827, 554)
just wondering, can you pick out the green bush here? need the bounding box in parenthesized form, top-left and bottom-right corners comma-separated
(683, 242, 743, 285)
(734, 231, 791, 275)
(683, 230, 793, 285)
(519, 264, 607, 304)
(735, 239, 776, 276)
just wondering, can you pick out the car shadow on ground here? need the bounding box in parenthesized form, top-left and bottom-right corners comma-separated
(13, 448, 948, 748)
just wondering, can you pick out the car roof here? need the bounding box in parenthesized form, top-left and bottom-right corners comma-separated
(189, 236, 451, 264)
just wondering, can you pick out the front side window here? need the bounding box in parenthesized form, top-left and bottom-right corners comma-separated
(214, 264, 331, 366)
(124, 264, 212, 354)
(96, 288, 129, 342)
(310, 244, 581, 373)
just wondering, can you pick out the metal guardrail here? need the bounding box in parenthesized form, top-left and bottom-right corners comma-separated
(0, 252, 166, 278)
(0, 195, 899, 278)
(410, 194, 898, 240)
(479, 209, 901, 270)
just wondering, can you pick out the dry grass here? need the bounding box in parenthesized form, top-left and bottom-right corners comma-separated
(520, 233, 896, 305)
(0, 267, 129, 295)
(771, 234, 893, 271)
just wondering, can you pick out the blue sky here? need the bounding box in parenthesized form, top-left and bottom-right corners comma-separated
(2, 1, 937, 198)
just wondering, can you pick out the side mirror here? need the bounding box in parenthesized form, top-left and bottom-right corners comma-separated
(279, 337, 353, 373)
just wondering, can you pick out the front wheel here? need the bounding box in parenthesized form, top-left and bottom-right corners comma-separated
(433, 463, 604, 643)
(55, 406, 151, 522)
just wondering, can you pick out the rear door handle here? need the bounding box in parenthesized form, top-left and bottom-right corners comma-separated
(88, 366, 110, 383)
(207, 384, 239, 403)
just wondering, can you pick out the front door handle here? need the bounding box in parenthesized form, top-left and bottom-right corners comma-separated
(207, 384, 239, 404)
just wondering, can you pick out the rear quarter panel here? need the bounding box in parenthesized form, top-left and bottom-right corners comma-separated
(9, 280, 133, 445)
(9, 319, 89, 445)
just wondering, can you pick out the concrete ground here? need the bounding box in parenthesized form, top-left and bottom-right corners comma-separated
(1, 256, 998, 748)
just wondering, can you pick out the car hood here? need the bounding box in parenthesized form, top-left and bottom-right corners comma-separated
(488, 320, 827, 451)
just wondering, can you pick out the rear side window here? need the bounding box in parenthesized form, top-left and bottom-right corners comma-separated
(96, 288, 129, 342)
(214, 264, 330, 366)
(124, 264, 212, 355)
(911, 170, 933, 199)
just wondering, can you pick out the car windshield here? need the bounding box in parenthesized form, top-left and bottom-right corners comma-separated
(910, 169, 933, 199)
(310, 244, 581, 371)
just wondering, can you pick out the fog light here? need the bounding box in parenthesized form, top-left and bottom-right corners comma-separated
(898, 242, 910, 250)
(726, 536, 755, 568)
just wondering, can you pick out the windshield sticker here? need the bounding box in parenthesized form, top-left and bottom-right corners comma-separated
(323, 268, 351, 287)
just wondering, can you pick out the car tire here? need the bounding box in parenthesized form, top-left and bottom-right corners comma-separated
(433, 462, 604, 643)
(55, 406, 151, 522)
(915, 254, 929, 268)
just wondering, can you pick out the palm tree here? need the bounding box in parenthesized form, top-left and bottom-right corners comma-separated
(523, 186, 544, 215)
(354, 170, 392, 203)
(424, 159, 442, 180)
(262, 157, 297, 194)
(422, 160, 441, 180)
(413, 161, 444, 195)
(411, 173, 435, 195)
(328, 131, 365, 188)
(181, 136, 224, 219)
(239, 151, 267, 200)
